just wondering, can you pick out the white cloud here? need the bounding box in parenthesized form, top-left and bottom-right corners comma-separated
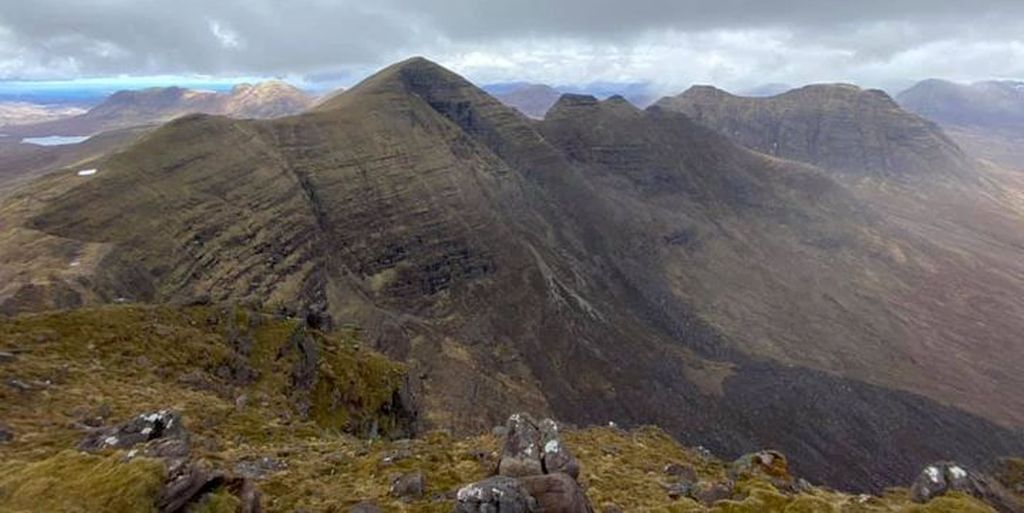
(208, 20, 242, 50)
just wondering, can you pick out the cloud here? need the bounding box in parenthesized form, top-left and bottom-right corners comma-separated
(208, 20, 242, 49)
(0, 0, 1022, 92)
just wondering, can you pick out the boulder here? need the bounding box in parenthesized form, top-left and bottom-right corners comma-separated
(686, 480, 734, 506)
(663, 462, 697, 482)
(519, 473, 594, 513)
(158, 462, 225, 513)
(78, 409, 188, 453)
(910, 462, 977, 503)
(539, 418, 580, 479)
(911, 461, 1024, 513)
(729, 450, 790, 480)
(454, 475, 539, 513)
(389, 470, 426, 500)
(498, 413, 544, 478)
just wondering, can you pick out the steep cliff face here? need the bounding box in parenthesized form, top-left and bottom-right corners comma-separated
(3, 58, 1024, 491)
(656, 84, 975, 180)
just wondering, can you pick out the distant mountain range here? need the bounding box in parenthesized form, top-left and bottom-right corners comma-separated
(485, 82, 656, 118)
(4, 57, 1024, 494)
(897, 79, 1024, 170)
(3, 81, 316, 137)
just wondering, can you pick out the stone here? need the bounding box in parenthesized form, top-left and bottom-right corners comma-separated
(389, 470, 425, 500)
(663, 462, 697, 481)
(539, 418, 580, 479)
(0, 351, 15, 363)
(158, 462, 225, 513)
(910, 462, 975, 503)
(498, 413, 544, 478)
(79, 409, 187, 453)
(519, 473, 594, 513)
(729, 450, 790, 481)
(686, 480, 734, 506)
(454, 476, 538, 513)
(0, 423, 12, 443)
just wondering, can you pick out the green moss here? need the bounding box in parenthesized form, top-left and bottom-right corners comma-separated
(0, 451, 165, 513)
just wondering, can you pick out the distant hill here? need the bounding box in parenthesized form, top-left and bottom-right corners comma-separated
(6, 81, 315, 137)
(486, 81, 656, 118)
(655, 83, 974, 180)
(0, 102, 87, 128)
(897, 79, 1024, 127)
(490, 83, 562, 118)
(897, 79, 1024, 170)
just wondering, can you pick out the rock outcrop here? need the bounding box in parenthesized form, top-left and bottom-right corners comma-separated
(78, 410, 260, 513)
(457, 413, 592, 513)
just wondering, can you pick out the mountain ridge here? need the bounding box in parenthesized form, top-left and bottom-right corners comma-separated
(2, 57, 1024, 492)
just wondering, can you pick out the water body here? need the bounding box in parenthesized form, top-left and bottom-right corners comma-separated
(21, 135, 90, 146)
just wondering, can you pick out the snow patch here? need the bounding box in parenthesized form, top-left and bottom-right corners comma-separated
(77, 168, 97, 176)
(925, 466, 942, 483)
(103, 435, 119, 447)
(949, 465, 968, 480)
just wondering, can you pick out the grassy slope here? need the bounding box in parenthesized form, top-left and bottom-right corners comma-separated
(0, 306, 1005, 512)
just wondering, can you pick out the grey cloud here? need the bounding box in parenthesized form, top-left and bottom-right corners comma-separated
(0, 0, 1022, 90)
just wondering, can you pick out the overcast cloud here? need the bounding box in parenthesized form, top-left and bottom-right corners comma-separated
(1, 0, 1023, 93)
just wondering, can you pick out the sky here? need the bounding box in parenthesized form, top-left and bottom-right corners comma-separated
(1, 0, 1023, 98)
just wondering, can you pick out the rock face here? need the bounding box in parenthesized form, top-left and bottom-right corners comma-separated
(457, 413, 591, 513)
(7, 56, 1024, 492)
(655, 83, 974, 180)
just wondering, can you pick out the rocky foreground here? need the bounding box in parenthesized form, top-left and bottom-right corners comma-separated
(1, 305, 1022, 512)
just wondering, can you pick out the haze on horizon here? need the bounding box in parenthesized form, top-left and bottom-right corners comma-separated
(1, 0, 1023, 96)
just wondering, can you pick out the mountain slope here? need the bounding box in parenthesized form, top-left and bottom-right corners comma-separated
(656, 84, 975, 180)
(6, 81, 315, 137)
(3, 58, 1024, 492)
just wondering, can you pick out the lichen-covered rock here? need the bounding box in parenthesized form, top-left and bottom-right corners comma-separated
(78, 409, 188, 453)
(729, 450, 790, 481)
(498, 413, 545, 478)
(454, 475, 539, 513)
(519, 473, 594, 513)
(389, 470, 425, 500)
(539, 418, 580, 479)
(910, 462, 978, 503)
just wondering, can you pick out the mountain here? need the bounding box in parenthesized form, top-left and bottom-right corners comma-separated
(3, 57, 1024, 493)
(0, 102, 87, 127)
(5, 81, 316, 137)
(655, 84, 975, 180)
(489, 83, 562, 118)
(897, 79, 1024, 127)
(897, 79, 1024, 170)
